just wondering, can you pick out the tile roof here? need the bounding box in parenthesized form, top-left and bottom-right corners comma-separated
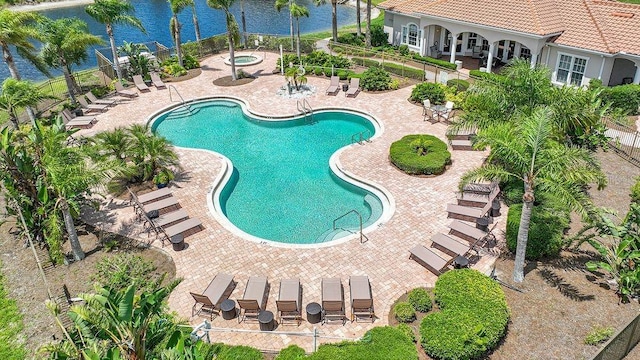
(379, 0, 640, 56)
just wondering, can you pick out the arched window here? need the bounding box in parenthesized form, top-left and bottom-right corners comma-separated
(401, 23, 421, 48)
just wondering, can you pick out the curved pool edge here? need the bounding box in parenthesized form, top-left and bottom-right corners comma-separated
(146, 95, 394, 249)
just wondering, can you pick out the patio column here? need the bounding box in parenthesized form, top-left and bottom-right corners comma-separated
(486, 42, 495, 73)
(634, 63, 640, 84)
(449, 32, 458, 64)
(530, 52, 538, 68)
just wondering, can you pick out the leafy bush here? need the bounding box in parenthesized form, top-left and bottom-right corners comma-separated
(360, 66, 392, 91)
(408, 288, 432, 312)
(398, 44, 410, 56)
(90, 253, 160, 293)
(447, 79, 470, 92)
(161, 55, 199, 70)
(337, 70, 349, 80)
(506, 203, 568, 260)
(394, 302, 416, 323)
(0, 263, 26, 360)
(420, 269, 509, 360)
(410, 82, 447, 104)
(390, 135, 451, 175)
(600, 84, 640, 116)
(584, 325, 614, 345)
(337, 32, 365, 46)
(501, 179, 524, 205)
(162, 63, 187, 77)
(469, 70, 507, 83)
(396, 323, 416, 343)
(370, 24, 388, 47)
(276, 345, 306, 359)
(632, 177, 640, 203)
(309, 326, 418, 359)
(411, 53, 458, 70)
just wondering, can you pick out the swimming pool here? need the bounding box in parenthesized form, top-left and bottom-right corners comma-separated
(150, 97, 392, 246)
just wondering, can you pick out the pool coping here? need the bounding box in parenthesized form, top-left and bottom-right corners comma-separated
(146, 95, 396, 249)
(223, 52, 264, 67)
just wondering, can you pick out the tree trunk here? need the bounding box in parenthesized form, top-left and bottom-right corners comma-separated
(2, 42, 22, 80)
(289, 0, 294, 51)
(9, 114, 19, 129)
(173, 16, 183, 68)
(365, 0, 371, 48)
(356, 0, 361, 37)
(513, 183, 535, 282)
(240, 0, 248, 47)
(228, 31, 237, 81)
(296, 17, 301, 59)
(62, 63, 78, 105)
(192, 5, 201, 43)
(331, 1, 338, 42)
(61, 199, 84, 261)
(107, 24, 123, 82)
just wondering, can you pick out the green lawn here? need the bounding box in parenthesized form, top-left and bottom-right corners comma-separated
(617, 0, 640, 3)
(0, 263, 26, 360)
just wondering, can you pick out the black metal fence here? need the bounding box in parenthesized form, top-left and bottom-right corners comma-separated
(605, 118, 640, 168)
(591, 313, 640, 360)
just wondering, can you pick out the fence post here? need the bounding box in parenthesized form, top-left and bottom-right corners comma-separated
(312, 327, 317, 352)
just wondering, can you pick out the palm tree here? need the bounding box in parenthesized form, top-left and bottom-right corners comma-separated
(207, 0, 240, 80)
(128, 125, 179, 182)
(365, 0, 371, 47)
(85, 0, 145, 83)
(460, 108, 606, 282)
(0, 78, 50, 128)
(191, 2, 201, 42)
(356, 0, 361, 37)
(290, 3, 310, 59)
(240, 0, 248, 46)
(275, 0, 294, 51)
(169, 0, 194, 68)
(39, 18, 105, 105)
(315, 0, 338, 42)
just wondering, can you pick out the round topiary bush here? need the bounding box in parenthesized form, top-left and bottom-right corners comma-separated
(407, 288, 432, 312)
(410, 82, 447, 104)
(506, 203, 568, 260)
(389, 135, 451, 175)
(420, 269, 509, 360)
(394, 301, 416, 323)
(396, 323, 416, 343)
(275, 345, 306, 360)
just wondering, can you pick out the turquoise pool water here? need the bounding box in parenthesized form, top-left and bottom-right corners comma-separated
(152, 99, 383, 244)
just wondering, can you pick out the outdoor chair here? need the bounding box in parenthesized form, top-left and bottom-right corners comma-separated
(133, 75, 150, 92)
(429, 45, 442, 59)
(423, 99, 436, 122)
(276, 278, 302, 325)
(237, 276, 269, 323)
(128, 187, 173, 205)
(61, 109, 97, 130)
(135, 196, 180, 219)
(114, 81, 139, 97)
(349, 276, 374, 323)
(85, 92, 116, 106)
(439, 101, 455, 123)
(152, 209, 189, 228)
(409, 245, 454, 276)
(158, 217, 203, 245)
(345, 78, 360, 98)
(321, 277, 346, 325)
(325, 75, 340, 96)
(190, 273, 236, 320)
(431, 232, 478, 258)
(472, 46, 483, 59)
(77, 96, 109, 113)
(447, 220, 489, 244)
(150, 72, 167, 89)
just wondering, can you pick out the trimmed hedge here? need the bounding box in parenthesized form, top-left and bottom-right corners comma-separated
(276, 345, 307, 360)
(600, 84, 640, 116)
(309, 326, 418, 360)
(469, 70, 507, 83)
(351, 56, 381, 68)
(408, 288, 432, 312)
(506, 203, 568, 260)
(420, 269, 509, 360)
(394, 302, 416, 323)
(411, 53, 458, 70)
(447, 79, 470, 92)
(381, 62, 425, 80)
(410, 82, 447, 104)
(390, 135, 451, 175)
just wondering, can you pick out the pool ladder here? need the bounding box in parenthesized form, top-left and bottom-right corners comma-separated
(333, 209, 368, 244)
(351, 129, 372, 145)
(297, 99, 314, 124)
(168, 85, 193, 115)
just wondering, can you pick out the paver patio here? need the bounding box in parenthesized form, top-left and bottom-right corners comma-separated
(78, 52, 504, 352)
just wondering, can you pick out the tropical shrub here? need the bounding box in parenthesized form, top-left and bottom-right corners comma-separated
(370, 24, 388, 47)
(398, 44, 410, 56)
(407, 288, 432, 312)
(394, 302, 416, 323)
(90, 253, 160, 293)
(337, 32, 365, 46)
(631, 177, 640, 203)
(506, 203, 568, 260)
(276, 345, 306, 359)
(469, 69, 507, 83)
(360, 66, 392, 91)
(584, 325, 614, 345)
(309, 326, 418, 359)
(600, 84, 640, 115)
(390, 135, 451, 175)
(420, 269, 509, 360)
(501, 179, 525, 205)
(162, 63, 187, 77)
(410, 82, 447, 104)
(396, 323, 416, 343)
(447, 79, 470, 92)
(337, 70, 349, 80)
(161, 54, 200, 70)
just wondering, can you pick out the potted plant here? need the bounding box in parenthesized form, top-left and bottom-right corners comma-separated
(153, 168, 175, 189)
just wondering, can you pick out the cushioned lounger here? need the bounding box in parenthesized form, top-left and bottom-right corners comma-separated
(115, 82, 139, 97)
(409, 245, 452, 276)
(133, 75, 150, 92)
(237, 276, 268, 323)
(349, 276, 374, 322)
(447, 220, 488, 243)
(325, 76, 339, 95)
(276, 278, 302, 325)
(190, 273, 235, 319)
(153, 209, 189, 228)
(135, 187, 172, 204)
(321, 277, 345, 324)
(431, 233, 471, 257)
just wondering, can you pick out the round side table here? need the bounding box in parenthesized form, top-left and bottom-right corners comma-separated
(453, 255, 470, 269)
(220, 299, 236, 320)
(306, 302, 322, 324)
(258, 310, 275, 331)
(170, 234, 185, 251)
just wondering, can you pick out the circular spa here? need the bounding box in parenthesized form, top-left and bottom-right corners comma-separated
(150, 98, 390, 246)
(224, 54, 263, 67)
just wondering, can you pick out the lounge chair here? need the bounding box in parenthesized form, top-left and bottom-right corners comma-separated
(190, 273, 236, 319)
(431, 233, 476, 258)
(345, 78, 360, 98)
(237, 276, 269, 323)
(61, 109, 97, 129)
(129, 187, 173, 205)
(136, 196, 180, 218)
(150, 72, 167, 89)
(77, 96, 109, 113)
(276, 278, 302, 325)
(133, 75, 150, 92)
(446, 203, 492, 222)
(153, 209, 189, 228)
(349, 276, 374, 323)
(409, 245, 454, 276)
(85, 92, 116, 106)
(447, 220, 488, 244)
(114, 81, 139, 97)
(159, 217, 203, 244)
(321, 277, 345, 324)
(325, 75, 340, 96)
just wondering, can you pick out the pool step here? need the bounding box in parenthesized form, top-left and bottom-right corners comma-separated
(315, 228, 353, 243)
(163, 106, 201, 120)
(364, 194, 382, 223)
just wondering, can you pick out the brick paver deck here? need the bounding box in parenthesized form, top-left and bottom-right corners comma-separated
(79, 52, 504, 352)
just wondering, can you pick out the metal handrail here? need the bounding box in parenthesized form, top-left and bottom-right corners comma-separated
(168, 85, 192, 114)
(297, 99, 314, 123)
(350, 129, 372, 145)
(332, 209, 364, 244)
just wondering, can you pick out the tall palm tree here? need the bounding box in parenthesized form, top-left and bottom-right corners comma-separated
(356, 0, 361, 37)
(240, 0, 248, 46)
(191, 2, 201, 42)
(290, 3, 310, 59)
(169, 0, 194, 68)
(0, 78, 50, 129)
(275, 0, 295, 51)
(39, 18, 105, 105)
(315, 0, 338, 42)
(460, 108, 606, 282)
(365, 0, 371, 47)
(85, 0, 145, 82)
(207, 0, 240, 80)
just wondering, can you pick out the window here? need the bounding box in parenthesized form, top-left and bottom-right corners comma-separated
(467, 33, 478, 49)
(401, 23, 421, 47)
(482, 39, 490, 52)
(519, 46, 531, 61)
(556, 54, 588, 86)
